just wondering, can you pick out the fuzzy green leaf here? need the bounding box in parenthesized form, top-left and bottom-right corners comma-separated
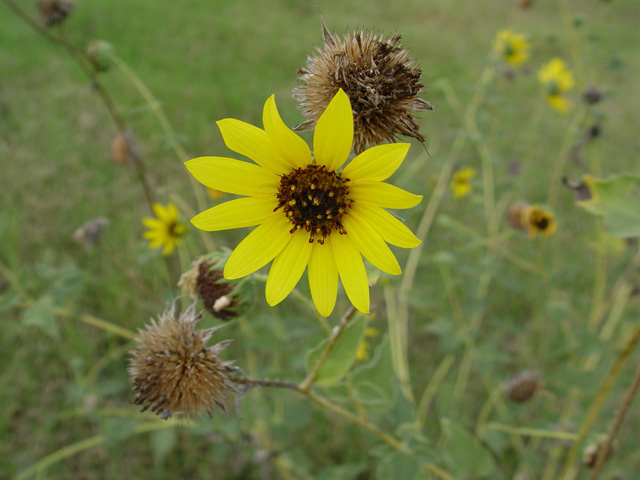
(305, 314, 368, 387)
(575, 174, 640, 238)
(441, 418, 501, 479)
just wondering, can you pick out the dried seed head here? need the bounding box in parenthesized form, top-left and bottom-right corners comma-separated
(178, 255, 252, 320)
(110, 131, 138, 166)
(504, 370, 540, 403)
(506, 202, 529, 231)
(583, 85, 604, 105)
(294, 20, 432, 154)
(128, 302, 239, 418)
(37, 0, 74, 28)
(72, 217, 109, 247)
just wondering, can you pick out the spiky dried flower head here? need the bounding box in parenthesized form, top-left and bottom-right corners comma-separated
(504, 370, 541, 403)
(178, 253, 253, 320)
(37, 0, 74, 28)
(128, 302, 239, 418)
(294, 20, 432, 155)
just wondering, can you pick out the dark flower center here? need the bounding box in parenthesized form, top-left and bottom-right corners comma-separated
(534, 216, 549, 230)
(275, 164, 352, 244)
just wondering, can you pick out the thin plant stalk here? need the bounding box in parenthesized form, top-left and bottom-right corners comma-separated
(111, 54, 215, 253)
(588, 359, 640, 479)
(16, 421, 183, 480)
(558, 320, 640, 480)
(298, 305, 357, 392)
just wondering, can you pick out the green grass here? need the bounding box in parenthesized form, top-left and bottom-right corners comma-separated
(2, 0, 640, 478)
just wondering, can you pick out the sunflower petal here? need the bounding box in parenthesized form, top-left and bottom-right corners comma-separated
(343, 215, 401, 275)
(265, 230, 313, 306)
(217, 118, 292, 173)
(351, 203, 421, 248)
(313, 89, 353, 171)
(186, 157, 279, 196)
(342, 143, 410, 181)
(330, 233, 369, 313)
(349, 180, 423, 209)
(191, 196, 278, 231)
(224, 215, 292, 279)
(263, 95, 311, 169)
(308, 241, 339, 317)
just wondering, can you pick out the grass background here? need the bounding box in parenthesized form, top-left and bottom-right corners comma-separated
(2, 0, 640, 478)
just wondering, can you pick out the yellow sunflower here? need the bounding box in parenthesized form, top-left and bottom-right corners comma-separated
(494, 30, 530, 66)
(142, 202, 187, 256)
(538, 58, 575, 113)
(185, 89, 422, 317)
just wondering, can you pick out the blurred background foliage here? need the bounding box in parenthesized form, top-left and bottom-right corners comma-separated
(1, 0, 640, 478)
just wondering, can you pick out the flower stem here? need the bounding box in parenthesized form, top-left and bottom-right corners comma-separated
(302, 389, 407, 452)
(111, 54, 215, 252)
(588, 359, 640, 479)
(298, 305, 357, 392)
(558, 319, 640, 480)
(15, 421, 179, 480)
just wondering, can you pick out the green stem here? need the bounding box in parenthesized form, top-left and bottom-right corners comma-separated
(558, 320, 640, 480)
(302, 390, 407, 452)
(547, 104, 588, 207)
(588, 359, 640, 479)
(111, 54, 215, 252)
(298, 305, 357, 392)
(16, 422, 180, 480)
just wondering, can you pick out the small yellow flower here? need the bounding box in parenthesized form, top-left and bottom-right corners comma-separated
(538, 58, 575, 113)
(494, 30, 530, 66)
(186, 89, 422, 317)
(356, 327, 380, 361)
(142, 202, 187, 256)
(450, 167, 476, 199)
(523, 205, 557, 238)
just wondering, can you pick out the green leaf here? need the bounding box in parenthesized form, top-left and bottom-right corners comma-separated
(21, 295, 58, 338)
(575, 174, 640, 238)
(352, 336, 394, 408)
(441, 418, 501, 479)
(376, 451, 420, 480)
(305, 314, 368, 387)
(150, 427, 177, 467)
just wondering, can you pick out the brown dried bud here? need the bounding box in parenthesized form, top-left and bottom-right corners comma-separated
(110, 131, 138, 166)
(506, 202, 529, 231)
(294, 20, 432, 155)
(72, 217, 109, 247)
(178, 256, 252, 320)
(583, 85, 604, 105)
(37, 0, 74, 28)
(128, 302, 239, 418)
(583, 438, 614, 468)
(504, 370, 540, 403)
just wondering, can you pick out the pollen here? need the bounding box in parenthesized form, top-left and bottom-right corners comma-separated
(275, 164, 352, 244)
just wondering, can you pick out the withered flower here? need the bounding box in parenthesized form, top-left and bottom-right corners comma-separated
(178, 255, 252, 320)
(128, 302, 239, 418)
(37, 0, 74, 28)
(294, 20, 432, 154)
(504, 370, 541, 403)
